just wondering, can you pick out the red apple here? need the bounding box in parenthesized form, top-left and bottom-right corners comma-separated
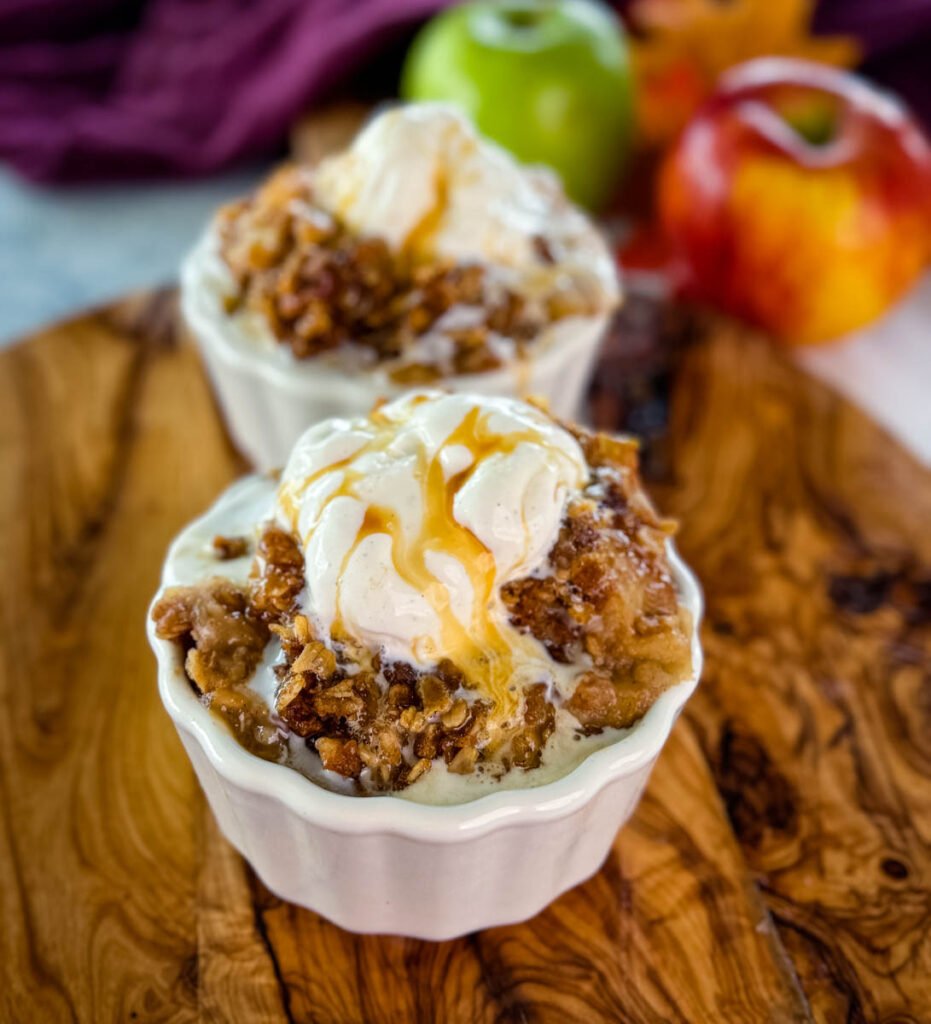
(658, 58, 931, 344)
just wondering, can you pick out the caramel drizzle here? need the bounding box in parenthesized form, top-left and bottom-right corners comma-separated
(402, 164, 448, 261)
(278, 403, 566, 723)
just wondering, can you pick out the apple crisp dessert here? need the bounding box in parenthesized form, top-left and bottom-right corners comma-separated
(151, 394, 692, 798)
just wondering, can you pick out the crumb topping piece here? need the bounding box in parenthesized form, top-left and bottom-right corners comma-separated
(502, 428, 692, 731)
(212, 534, 249, 560)
(152, 578, 268, 693)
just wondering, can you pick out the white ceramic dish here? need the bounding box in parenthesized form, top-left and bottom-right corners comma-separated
(180, 238, 611, 470)
(148, 480, 702, 940)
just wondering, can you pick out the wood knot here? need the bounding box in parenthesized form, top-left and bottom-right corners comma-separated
(714, 720, 798, 848)
(176, 951, 198, 999)
(880, 857, 910, 881)
(828, 571, 894, 615)
(828, 560, 931, 624)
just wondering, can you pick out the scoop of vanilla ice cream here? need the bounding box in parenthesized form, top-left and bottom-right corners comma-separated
(313, 104, 619, 308)
(275, 391, 587, 701)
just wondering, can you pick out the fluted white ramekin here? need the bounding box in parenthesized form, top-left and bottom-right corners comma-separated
(181, 236, 613, 470)
(148, 481, 702, 940)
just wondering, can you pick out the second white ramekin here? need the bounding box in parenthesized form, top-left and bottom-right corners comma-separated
(181, 237, 612, 470)
(148, 478, 702, 939)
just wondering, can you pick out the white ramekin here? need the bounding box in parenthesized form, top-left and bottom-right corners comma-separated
(181, 240, 612, 470)
(148, 481, 702, 940)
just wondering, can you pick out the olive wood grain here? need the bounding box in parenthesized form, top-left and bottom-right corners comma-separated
(0, 292, 929, 1022)
(654, 323, 931, 1022)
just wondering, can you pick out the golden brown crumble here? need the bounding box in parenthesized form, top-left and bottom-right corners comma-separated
(152, 423, 691, 791)
(502, 427, 692, 730)
(216, 166, 597, 379)
(151, 578, 268, 693)
(271, 640, 498, 789)
(212, 534, 249, 560)
(248, 526, 305, 621)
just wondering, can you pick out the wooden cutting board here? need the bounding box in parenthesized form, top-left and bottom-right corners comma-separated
(1, 288, 929, 1023)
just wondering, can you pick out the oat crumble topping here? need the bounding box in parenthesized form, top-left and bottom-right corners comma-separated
(212, 534, 250, 560)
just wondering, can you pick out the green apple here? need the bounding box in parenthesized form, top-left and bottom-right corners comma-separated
(401, 0, 634, 211)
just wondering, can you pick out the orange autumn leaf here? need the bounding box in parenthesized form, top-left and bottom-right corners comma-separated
(629, 0, 860, 148)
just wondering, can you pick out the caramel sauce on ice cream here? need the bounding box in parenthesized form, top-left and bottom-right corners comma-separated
(276, 392, 586, 731)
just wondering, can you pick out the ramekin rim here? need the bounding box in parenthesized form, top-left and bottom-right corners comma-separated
(149, 479, 703, 842)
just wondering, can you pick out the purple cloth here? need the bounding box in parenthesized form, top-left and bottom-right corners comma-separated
(1, 0, 929, 184)
(0, 0, 446, 182)
(814, 0, 931, 120)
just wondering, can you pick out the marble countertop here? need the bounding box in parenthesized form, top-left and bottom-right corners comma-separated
(0, 164, 267, 345)
(1, 164, 927, 465)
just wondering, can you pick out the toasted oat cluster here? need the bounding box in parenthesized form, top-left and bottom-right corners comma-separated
(502, 428, 692, 732)
(215, 166, 594, 380)
(152, 424, 691, 793)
